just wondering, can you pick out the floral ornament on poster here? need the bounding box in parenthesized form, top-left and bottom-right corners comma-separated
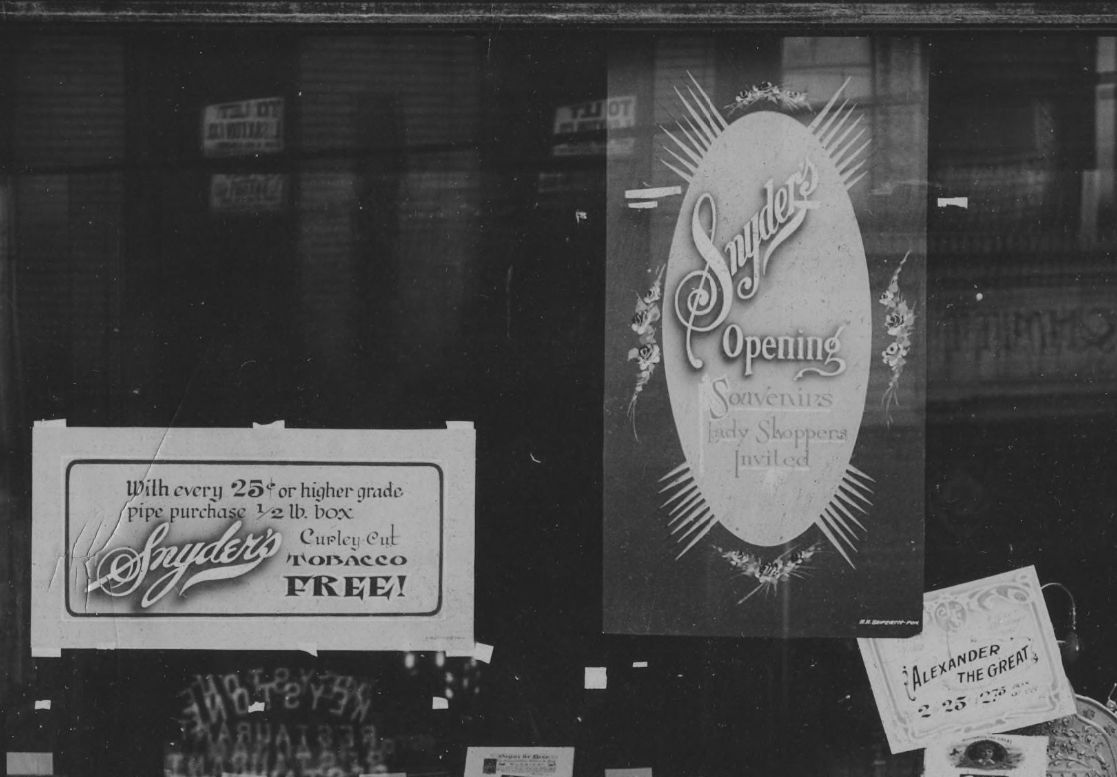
(725, 81, 811, 116)
(626, 264, 666, 439)
(880, 251, 915, 426)
(717, 543, 823, 604)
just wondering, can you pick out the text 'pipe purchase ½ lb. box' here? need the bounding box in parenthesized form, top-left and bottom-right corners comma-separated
(31, 422, 474, 654)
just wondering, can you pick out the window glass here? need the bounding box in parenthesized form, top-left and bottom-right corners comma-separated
(0, 21, 1114, 777)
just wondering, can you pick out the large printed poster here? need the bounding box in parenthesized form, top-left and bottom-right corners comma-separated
(604, 67, 925, 637)
(32, 423, 475, 653)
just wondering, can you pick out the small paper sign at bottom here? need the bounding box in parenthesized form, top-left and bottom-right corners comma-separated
(924, 734, 1047, 777)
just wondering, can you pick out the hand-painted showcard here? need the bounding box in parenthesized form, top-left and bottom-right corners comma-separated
(858, 567, 1075, 754)
(32, 422, 474, 654)
(924, 734, 1048, 777)
(604, 72, 925, 636)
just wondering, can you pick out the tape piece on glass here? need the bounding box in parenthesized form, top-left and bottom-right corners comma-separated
(6, 752, 53, 776)
(936, 196, 969, 209)
(625, 186, 682, 199)
(447, 642, 494, 663)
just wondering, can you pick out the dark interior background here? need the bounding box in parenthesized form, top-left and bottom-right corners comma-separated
(0, 24, 1115, 777)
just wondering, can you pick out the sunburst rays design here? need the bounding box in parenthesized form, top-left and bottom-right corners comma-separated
(657, 76, 875, 566)
(659, 462, 718, 560)
(661, 74, 869, 192)
(811, 465, 875, 568)
(662, 460, 874, 566)
(807, 77, 870, 191)
(659, 73, 728, 183)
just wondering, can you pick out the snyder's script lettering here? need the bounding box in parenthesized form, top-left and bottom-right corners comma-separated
(87, 520, 282, 608)
(673, 156, 846, 378)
